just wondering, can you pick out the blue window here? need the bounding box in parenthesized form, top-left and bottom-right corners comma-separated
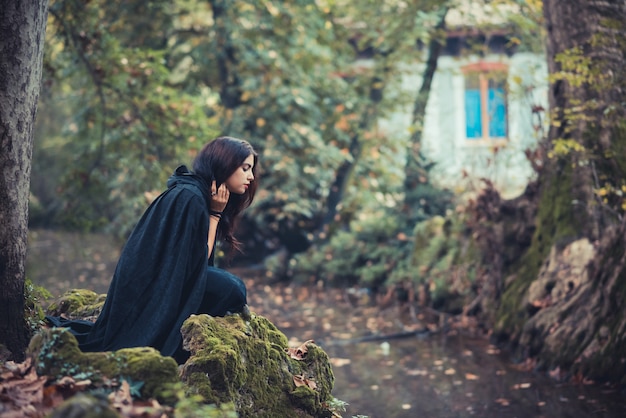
(464, 70, 507, 140)
(465, 89, 482, 138)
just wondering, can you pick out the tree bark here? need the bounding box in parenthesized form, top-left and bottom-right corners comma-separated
(541, 0, 626, 239)
(209, 0, 243, 121)
(494, 0, 626, 383)
(0, 0, 49, 361)
(403, 8, 447, 216)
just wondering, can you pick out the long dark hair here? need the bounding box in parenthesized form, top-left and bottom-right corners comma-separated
(193, 136, 258, 254)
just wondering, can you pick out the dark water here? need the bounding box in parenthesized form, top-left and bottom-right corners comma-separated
(27, 230, 626, 418)
(253, 286, 626, 418)
(321, 336, 625, 418)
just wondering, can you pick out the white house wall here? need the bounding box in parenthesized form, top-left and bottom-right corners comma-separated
(378, 52, 549, 199)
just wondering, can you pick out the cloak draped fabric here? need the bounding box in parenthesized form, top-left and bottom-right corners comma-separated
(46, 165, 247, 364)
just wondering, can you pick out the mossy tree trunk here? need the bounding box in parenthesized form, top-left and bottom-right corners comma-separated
(494, 0, 626, 382)
(0, 0, 49, 361)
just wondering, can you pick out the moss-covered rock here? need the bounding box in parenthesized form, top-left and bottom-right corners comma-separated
(47, 393, 120, 418)
(27, 328, 179, 401)
(46, 289, 106, 320)
(180, 313, 335, 418)
(39, 288, 338, 415)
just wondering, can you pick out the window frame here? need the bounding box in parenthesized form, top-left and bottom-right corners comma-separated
(461, 62, 509, 145)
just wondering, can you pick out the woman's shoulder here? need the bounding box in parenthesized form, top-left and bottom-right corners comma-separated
(166, 166, 211, 203)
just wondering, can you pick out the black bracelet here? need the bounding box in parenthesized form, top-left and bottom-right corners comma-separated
(209, 210, 223, 218)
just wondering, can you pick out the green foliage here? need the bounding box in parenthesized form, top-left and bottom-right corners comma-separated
(324, 397, 349, 414)
(199, 0, 370, 245)
(286, 211, 413, 287)
(546, 37, 626, 221)
(33, 0, 453, 245)
(403, 214, 480, 311)
(553, 46, 598, 88)
(32, 0, 544, 271)
(159, 382, 239, 417)
(24, 279, 52, 335)
(499, 0, 545, 53)
(35, 0, 220, 235)
(120, 376, 145, 398)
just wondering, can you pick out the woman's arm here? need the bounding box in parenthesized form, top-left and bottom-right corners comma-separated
(207, 214, 220, 258)
(208, 181, 229, 259)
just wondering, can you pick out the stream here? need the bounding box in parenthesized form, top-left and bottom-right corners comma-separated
(26, 229, 626, 418)
(246, 284, 626, 418)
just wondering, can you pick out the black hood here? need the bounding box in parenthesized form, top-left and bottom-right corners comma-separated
(167, 165, 211, 203)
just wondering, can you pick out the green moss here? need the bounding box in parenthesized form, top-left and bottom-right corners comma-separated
(180, 313, 335, 417)
(606, 120, 626, 178)
(32, 302, 336, 415)
(114, 347, 179, 400)
(27, 328, 178, 401)
(46, 289, 106, 319)
(48, 394, 120, 418)
(495, 158, 582, 339)
(24, 279, 51, 334)
(290, 386, 330, 417)
(402, 214, 482, 313)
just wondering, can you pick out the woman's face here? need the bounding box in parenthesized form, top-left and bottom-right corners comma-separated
(224, 154, 255, 195)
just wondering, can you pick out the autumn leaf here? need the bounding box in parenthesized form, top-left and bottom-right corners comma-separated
(293, 374, 317, 390)
(109, 380, 133, 415)
(405, 369, 428, 376)
(285, 339, 315, 360)
(0, 357, 47, 415)
(293, 374, 306, 387)
(495, 398, 510, 406)
(330, 358, 351, 367)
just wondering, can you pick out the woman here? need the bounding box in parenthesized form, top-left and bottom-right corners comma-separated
(47, 136, 258, 363)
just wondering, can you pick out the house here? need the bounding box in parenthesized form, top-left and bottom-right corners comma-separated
(378, 3, 548, 198)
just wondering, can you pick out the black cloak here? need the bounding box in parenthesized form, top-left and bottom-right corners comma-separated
(46, 166, 247, 363)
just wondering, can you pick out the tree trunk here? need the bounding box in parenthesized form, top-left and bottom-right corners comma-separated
(494, 0, 626, 383)
(402, 8, 449, 223)
(0, 0, 49, 361)
(209, 0, 242, 127)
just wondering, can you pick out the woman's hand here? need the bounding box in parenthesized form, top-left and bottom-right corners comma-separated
(210, 181, 229, 213)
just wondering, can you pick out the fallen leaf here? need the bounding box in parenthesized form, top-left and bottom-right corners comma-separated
(486, 346, 500, 355)
(406, 369, 428, 376)
(292, 374, 317, 390)
(109, 380, 133, 414)
(285, 339, 315, 360)
(330, 358, 351, 367)
(495, 398, 510, 406)
(293, 374, 307, 387)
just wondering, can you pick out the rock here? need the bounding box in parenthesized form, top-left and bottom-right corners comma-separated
(180, 313, 336, 418)
(46, 289, 106, 321)
(47, 393, 120, 418)
(40, 289, 339, 416)
(526, 238, 595, 307)
(27, 328, 179, 401)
